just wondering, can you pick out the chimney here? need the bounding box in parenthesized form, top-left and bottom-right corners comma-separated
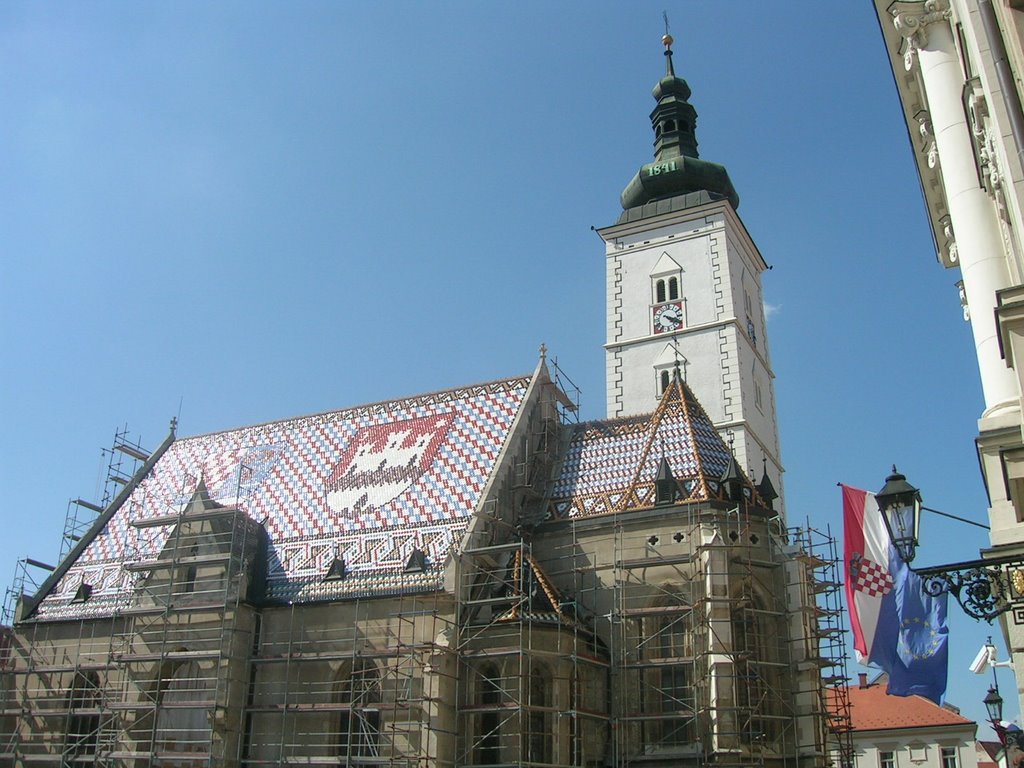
(858, 673, 868, 689)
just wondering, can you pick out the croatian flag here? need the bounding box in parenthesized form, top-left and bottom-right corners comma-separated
(842, 484, 949, 704)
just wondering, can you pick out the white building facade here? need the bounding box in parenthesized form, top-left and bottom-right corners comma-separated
(875, 0, 1024, 706)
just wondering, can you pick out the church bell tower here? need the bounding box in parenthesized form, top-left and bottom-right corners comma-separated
(597, 34, 783, 508)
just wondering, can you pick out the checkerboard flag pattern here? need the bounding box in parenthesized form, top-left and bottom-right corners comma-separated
(842, 484, 948, 704)
(849, 554, 894, 598)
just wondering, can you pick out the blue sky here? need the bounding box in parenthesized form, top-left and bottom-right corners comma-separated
(1, 2, 1013, 727)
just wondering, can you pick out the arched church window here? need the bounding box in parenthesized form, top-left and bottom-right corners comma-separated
(667, 277, 679, 300)
(64, 669, 101, 762)
(336, 658, 381, 761)
(660, 370, 671, 395)
(731, 590, 780, 746)
(655, 124, 662, 137)
(644, 587, 696, 750)
(664, 119, 676, 132)
(525, 664, 552, 764)
(477, 663, 502, 765)
(656, 279, 667, 304)
(154, 659, 207, 766)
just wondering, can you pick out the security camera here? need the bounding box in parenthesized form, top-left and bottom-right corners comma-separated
(970, 643, 997, 675)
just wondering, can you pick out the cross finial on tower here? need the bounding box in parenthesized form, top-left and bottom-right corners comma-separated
(539, 343, 547, 363)
(662, 13, 676, 77)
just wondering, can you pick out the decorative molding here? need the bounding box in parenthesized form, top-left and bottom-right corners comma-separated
(890, 0, 952, 67)
(940, 215, 959, 267)
(916, 111, 933, 139)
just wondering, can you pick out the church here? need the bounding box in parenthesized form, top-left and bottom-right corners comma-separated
(0, 35, 849, 768)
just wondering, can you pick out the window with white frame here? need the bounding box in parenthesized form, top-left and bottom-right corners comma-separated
(879, 751, 896, 768)
(941, 747, 957, 768)
(650, 253, 683, 307)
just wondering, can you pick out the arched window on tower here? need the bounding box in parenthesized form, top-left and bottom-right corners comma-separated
(477, 664, 502, 765)
(336, 659, 381, 762)
(64, 670, 101, 762)
(655, 279, 667, 304)
(667, 277, 679, 301)
(660, 369, 671, 396)
(664, 119, 676, 132)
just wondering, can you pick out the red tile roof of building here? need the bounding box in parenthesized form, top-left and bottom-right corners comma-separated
(842, 677, 975, 732)
(976, 739, 1001, 768)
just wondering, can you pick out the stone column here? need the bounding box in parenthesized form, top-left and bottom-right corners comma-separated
(892, 0, 1019, 416)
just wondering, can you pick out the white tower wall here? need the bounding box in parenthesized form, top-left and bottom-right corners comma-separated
(600, 199, 783, 506)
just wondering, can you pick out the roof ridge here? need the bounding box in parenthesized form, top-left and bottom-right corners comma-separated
(615, 372, 683, 512)
(176, 373, 534, 441)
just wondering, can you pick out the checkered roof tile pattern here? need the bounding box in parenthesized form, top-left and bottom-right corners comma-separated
(550, 375, 738, 518)
(37, 376, 530, 617)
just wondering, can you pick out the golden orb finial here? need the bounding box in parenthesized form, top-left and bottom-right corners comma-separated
(662, 33, 674, 48)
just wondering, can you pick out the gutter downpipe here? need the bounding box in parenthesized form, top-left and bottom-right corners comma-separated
(979, 0, 1024, 171)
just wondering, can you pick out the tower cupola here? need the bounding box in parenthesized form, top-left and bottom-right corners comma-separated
(620, 34, 739, 211)
(650, 34, 699, 160)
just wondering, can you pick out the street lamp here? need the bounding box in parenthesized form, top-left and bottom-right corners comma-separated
(876, 466, 922, 564)
(874, 468, 1024, 622)
(984, 683, 1024, 750)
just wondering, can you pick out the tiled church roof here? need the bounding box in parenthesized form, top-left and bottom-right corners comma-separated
(548, 369, 757, 519)
(32, 364, 761, 620)
(34, 375, 532, 619)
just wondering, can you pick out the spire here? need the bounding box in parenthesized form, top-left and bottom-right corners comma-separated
(757, 458, 779, 510)
(651, 33, 698, 161)
(655, 456, 681, 504)
(620, 32, 739, 212)
(720, 454, 745, 502)
(663, 32, 676, 78)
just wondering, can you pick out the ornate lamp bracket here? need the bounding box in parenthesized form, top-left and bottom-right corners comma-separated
(917, 556, 1024, 622)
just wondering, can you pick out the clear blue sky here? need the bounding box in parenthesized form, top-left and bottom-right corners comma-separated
(0, 2, 1012, 728)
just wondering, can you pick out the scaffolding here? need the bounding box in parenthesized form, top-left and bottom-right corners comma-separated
(786, 525, 853, 768)
(0, 458, 261, 765)
(491, 500, 847, 768)
(241, 590, 458, 766)
(3, 427, 151, 628)
(0, 370, 844, 768)
(454, 536, 610, 768)
(61, 426, 151, 561)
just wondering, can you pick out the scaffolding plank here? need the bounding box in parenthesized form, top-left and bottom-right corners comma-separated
(124, 552, 232, 572)
(130, 505, 242, 528)
(616, 553, 694, 569)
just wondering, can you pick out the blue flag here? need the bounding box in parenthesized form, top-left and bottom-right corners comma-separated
(867, 545, 949, 704)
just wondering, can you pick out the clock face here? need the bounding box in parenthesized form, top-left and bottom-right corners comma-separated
(653, 302, 684, 334)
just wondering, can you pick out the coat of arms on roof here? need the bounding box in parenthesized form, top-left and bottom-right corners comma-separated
(325, 413, 455, 521)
